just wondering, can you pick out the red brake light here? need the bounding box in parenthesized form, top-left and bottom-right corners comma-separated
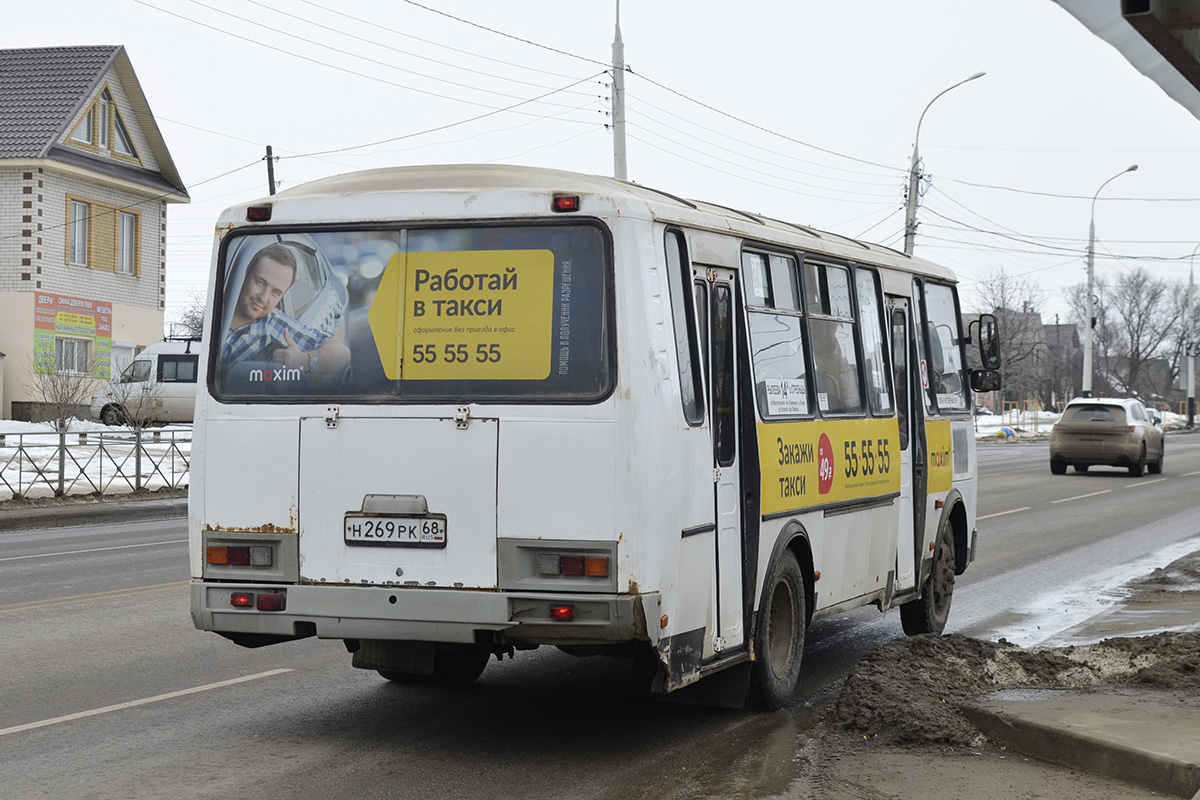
(231, 592, 254, 608)
(560, 556, 585, 576)
(552, 195, 579, 213)
(256, 593, 285, 612)
(550, 605, 574, 621)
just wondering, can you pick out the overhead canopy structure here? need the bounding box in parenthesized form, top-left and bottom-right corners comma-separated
(1056, 0, 1200, 121)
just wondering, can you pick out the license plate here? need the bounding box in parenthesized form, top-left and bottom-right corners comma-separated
(344, 515, 447, 548)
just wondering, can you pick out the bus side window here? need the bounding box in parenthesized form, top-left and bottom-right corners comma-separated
(855, 267, 892, 416)
(665, 229, 704, 425)
(891, 309, 910, 450)
(712, 284, 736, 467)
(805, 262, 864, 416)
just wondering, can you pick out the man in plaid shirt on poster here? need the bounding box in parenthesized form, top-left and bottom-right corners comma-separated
(221, 243, 349, 378)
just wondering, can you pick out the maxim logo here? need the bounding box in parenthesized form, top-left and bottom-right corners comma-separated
(249, 367, 304, 382)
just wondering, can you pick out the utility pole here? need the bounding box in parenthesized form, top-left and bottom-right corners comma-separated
(266, 145, 276, 196)
(611, 0, 627, 181)
(903, 72, 985, 256)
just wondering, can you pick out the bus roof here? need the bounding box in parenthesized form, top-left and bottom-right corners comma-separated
(222, 164, 955, 283)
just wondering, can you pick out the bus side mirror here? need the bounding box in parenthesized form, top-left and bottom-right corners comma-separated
(970, 314, 1001, 370)
(970, 368, 1002, 393)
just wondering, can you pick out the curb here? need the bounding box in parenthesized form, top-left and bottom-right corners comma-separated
(963, 696, 1200, 799)
(0, 497, 187, 532)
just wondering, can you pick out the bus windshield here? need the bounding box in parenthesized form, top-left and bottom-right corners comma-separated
(211, 223, 612, 403)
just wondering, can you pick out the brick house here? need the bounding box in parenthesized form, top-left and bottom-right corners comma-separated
(0, 45, 189, 419)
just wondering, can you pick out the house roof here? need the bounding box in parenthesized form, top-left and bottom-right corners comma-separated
(1043, 323, 1081, 349)
(0, 45, 188, 200)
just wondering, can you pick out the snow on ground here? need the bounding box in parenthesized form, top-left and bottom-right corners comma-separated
(973, 406, 1187, 441)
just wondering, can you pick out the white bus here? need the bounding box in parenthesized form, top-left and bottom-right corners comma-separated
(190, 165, 1001, 709)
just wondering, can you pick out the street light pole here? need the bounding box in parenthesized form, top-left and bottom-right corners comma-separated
(1082, 164, 1137, 398)
(903, 72, 986, 256)
(1188, 244, 1198, 427)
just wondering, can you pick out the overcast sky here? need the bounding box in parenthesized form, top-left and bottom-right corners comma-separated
(5, 0, 1200, 327)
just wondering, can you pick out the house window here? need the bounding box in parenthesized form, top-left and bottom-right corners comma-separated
(70, 107, 94, 144)
(119, 212, 137, 274)
(55, 338, 91, 375)
(69, 201, 89, 266)
(114, 112, 137, 157)
(99, 92, 110, 149)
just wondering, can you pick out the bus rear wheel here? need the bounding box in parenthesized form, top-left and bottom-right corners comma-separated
(749, 550, 806, 710)
(378, 644, 490, 687)
(900, 515, 956, 636)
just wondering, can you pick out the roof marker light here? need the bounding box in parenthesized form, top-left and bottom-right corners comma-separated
(246, 204, 272, 222)
(552, 195, 579, 213)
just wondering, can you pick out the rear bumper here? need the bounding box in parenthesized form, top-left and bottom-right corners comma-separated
(1050, 438, 1141, 466)
(190, 581, 652, 647)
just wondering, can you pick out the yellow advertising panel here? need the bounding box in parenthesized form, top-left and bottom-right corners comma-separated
(759, 417, 901, 516)
(368, 249, 554, 380)
(925, 420, 953, 494)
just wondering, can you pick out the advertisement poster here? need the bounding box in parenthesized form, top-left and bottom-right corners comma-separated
(32, 292, 112, 378)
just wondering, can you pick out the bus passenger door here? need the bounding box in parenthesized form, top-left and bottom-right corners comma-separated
(709, 272, 745, 653)
(890, 300, 920, 592)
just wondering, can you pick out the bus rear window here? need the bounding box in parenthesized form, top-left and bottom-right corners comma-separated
(211, 224, 612, 402)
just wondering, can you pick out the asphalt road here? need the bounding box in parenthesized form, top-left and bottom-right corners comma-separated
(3, 435, 1199, 799)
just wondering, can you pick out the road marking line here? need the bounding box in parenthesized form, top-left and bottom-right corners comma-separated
(1051, 489, 1112, 504)
(0, 539, 186, 563)
(0, 669, 293, 737)
(1183, 470, 1200, 477)
(982, 467, 1048, 477)
(1126, 478, 1168, 488)
(977, 507, 1031, 520)
(0, 582, 188, 614)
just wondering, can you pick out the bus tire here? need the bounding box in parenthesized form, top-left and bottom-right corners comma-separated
(429, 645, 490, 686)
(749, 550, 806, 710)
(900, 514, 955, 636)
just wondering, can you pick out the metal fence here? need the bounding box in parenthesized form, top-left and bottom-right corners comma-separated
(0, 428, 190, 500)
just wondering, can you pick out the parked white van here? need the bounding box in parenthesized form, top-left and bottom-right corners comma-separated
(91, 339, 201, 425)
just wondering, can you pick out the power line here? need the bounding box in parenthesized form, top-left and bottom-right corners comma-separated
(178, 0, 592, 109)
(238, 0, 592, 97)
(132, 0, 600, 122)
(277, 72, 607, 160)
(295, 0, 587, 81)
(398, 0, 609, 68)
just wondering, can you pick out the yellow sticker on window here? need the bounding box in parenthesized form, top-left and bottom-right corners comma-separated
(369, 249, 554, 380)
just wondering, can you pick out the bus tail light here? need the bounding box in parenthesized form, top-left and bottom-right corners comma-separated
(229, 592, 286, 611)
(550, 605, 574, 621)
(208, 545, 273, 567)
(256, 593, 286, 612)
(534, 553, 609, 578)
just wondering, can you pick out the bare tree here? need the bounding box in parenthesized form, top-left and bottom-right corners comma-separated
(24, 355, 101, 432)
(170, 290, 207, 339)
(971, 267, 1045, 408)
(101, 373, 164, 430)
(1066, 267, 1184, 399)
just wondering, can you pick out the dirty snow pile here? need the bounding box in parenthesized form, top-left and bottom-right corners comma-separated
(832, 631, 1200, 748)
